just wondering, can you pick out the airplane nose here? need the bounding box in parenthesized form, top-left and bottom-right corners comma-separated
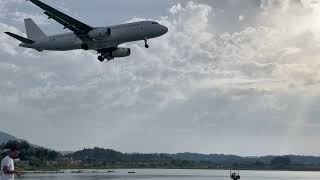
(163, 26, 168, 34)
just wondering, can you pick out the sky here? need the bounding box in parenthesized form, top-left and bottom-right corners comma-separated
(1, 0, 320, 156)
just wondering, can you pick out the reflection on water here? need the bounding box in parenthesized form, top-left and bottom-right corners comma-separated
(19, 169, 320, 180)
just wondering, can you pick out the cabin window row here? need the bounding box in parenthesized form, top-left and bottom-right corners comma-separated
(112, 24, 140, 29)
(50, 34, 74, 39)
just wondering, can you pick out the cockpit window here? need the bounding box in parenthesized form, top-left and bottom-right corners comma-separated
(152, 22, 159, 25)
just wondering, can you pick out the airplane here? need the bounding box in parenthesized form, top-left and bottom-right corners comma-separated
(5, 0, 168, 62)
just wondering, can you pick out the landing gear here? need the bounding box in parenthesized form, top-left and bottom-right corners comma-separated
(98, 56, 104, 62)
(144, 39, 149, 48)
(81, 43, 89, 50)
(97, 53, 114, 62)
(106, 56, 114, 61)
(97, 48, 118, 63)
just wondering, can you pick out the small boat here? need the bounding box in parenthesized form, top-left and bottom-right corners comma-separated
(230, 170, 240, 180)
(128, 171, 136, 174)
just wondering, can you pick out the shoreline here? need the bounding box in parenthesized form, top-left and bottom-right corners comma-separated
(20, 168, 320, 174)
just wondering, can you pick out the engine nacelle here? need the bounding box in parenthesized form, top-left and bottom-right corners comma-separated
(88, 28, 111, 39)
(111, 48, 131, 58)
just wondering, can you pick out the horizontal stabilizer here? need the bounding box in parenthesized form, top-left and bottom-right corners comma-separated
(5, 32, 35, 44)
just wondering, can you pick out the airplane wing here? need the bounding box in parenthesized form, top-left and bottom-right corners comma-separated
(27, 0, 94, 39)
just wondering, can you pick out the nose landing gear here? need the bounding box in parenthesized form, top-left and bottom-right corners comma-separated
(144, 38, 149, 48)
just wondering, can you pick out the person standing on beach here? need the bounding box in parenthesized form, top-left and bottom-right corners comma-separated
(1, 147, 22, 180)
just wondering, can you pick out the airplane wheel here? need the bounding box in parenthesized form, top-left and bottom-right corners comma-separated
(98, 56, 104, 62)
(81, 44, 89, 50)
(144, 38, 149, 48)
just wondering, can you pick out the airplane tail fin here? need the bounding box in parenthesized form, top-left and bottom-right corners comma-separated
(24, 18, 47, 40)
(5, 32, 35, 44)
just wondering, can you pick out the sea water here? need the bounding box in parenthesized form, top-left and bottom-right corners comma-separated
(20, 169, 320, 180)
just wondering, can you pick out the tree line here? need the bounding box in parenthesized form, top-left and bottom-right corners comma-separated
(0, 140, 60, 168)
(1, 141, 320, 171)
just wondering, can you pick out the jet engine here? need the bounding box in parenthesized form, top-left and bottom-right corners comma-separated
(98, 48, 131, 62)
(111, 48, 131, 57)
(88, 28, 111, 39)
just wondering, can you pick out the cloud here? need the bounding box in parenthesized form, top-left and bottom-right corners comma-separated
(0, 0, 320, 155)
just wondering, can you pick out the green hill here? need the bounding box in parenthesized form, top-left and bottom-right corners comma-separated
(0, 131, 18, 144)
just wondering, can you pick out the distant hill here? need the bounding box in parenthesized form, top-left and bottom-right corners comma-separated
(0, 131, 42, 149)
(167, 153, 253, 163)
(68, 147, 320, 170)
(0, 140, 61, 164)
(70, 147, 125, 161)
(2, 131, 320, 170)
(60, 151, 74, 156)
(0, 131, 18, 144)
(168, 153, 320, 166)
(69, 148, 175, 163)
(2, 136, 320, 170)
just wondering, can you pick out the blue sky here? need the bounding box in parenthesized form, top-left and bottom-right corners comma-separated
(1, 0, 320, 156)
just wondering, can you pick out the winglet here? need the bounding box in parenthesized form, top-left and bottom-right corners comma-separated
(5, 32, 35, 44)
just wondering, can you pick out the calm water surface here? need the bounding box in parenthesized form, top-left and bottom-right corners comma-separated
(19, 169, 320, 180)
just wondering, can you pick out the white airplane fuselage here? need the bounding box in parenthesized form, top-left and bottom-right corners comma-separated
(5, 0, 169, 62)
(20, 21, 168, 51)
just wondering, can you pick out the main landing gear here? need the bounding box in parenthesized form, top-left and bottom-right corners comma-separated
(97, 55, 114, 62)
(97, 52, 114, 62)
(144, 38, 149, 48)
(97, 48, 115, 62)
(98, 56, 104, 62)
